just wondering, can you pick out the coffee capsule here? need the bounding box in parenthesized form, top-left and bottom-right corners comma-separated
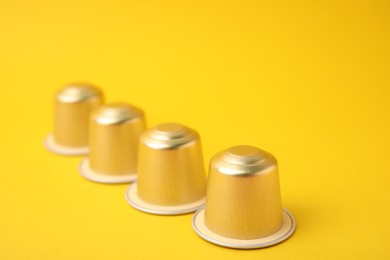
(126, 123, 206, 215)
(44, 83, 103, 155)
(192, 145, 296, 249)
(79, 103, 146, 184)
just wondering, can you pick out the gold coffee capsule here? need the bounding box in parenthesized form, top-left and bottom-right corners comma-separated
(79, 103, 146, 184)
(126, 123, 206, 215)
(44, 83, 104, 155)
(192, 145, 296, 249)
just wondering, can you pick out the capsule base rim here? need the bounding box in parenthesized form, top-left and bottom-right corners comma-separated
(192, 207, 296, 249)
(79, 158, 137, 184)
(44, 134, 89, 156)
(125, 183, 205, 215)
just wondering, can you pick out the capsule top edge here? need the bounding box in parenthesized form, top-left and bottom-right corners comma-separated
(57, 84, 102, 103)
(211, 145, 277, 176)
(92, 102, 144, 125)
(141, 123, 198, 149)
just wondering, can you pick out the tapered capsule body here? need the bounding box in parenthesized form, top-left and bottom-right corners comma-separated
(45, 84, 104, 155)
(126, 123, 206, 215)
(192, 145, 296, 249)
(79, 103, 146, 184)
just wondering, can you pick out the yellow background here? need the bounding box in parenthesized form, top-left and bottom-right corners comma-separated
(0, 0, 389, 259)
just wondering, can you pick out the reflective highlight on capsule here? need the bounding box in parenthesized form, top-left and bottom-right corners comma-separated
(192, 145, 296, 249)
(126, 123, 206, 215)
(79, 103, 146, 184)
(44, 83, 104, 156)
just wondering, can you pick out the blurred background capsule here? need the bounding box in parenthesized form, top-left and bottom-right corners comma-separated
(44, 83, 104, 156)
(79, 102, 146, 184)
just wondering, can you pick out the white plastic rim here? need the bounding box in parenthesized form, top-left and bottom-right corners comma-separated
(44, 134, 89, 156)
(192, 207, 296, 249)
(79, 158, 137, 184)
(125, 183, 205, 215)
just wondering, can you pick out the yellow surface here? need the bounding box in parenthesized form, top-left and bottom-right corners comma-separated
(0, 0, 389, 259)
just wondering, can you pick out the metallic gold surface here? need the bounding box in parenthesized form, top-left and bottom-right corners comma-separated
(193, 208, 295, 249)
(126, 123, 206, 214)
(53, 84, 103, 148)
(205, 145, 283, 239)
(192, 145, 295, 248)
(80, 103, 146, 183)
